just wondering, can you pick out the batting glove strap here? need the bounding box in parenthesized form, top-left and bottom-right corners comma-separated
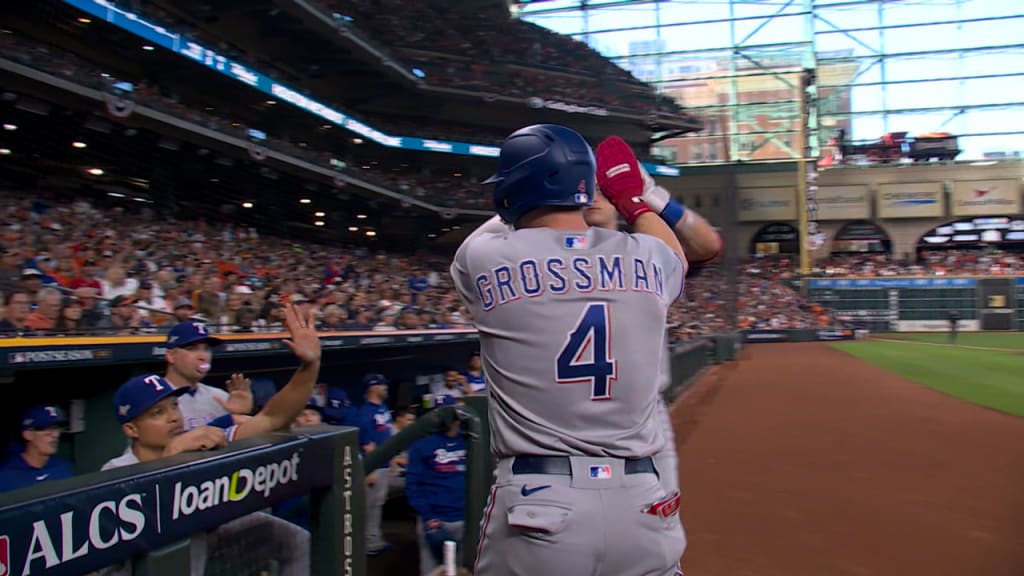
(610, 194, 654, 226)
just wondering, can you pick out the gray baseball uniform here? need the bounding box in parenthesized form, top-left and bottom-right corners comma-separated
(452, 224, 686, 576)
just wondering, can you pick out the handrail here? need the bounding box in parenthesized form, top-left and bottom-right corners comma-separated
(362, 403, 487, 570)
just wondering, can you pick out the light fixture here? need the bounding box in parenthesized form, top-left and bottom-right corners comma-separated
(348, 226, 358, 232)
(242, 202, 254, 208)
(314, 211, 325, 217)
(72, 141, 87, 149)
(299, 198, 312, 204)
(265, 100, 277, 105)
(77, 17, 92, 23)
(428, 233, 437, 238)
(352, 138, 363, 144)
(0, 148, 10, 155)
(365, 230, 377, 237)
(142, 45, 154, 51)
(356, 214, 367, 219)
(86, 168, 104, 176)
(314, 221, 325, 227)
(2, 124, 16, 131)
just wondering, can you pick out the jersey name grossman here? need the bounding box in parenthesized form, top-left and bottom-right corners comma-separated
(474, 254, 668, 311)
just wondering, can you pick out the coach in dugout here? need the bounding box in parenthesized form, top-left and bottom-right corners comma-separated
(0, 405, 73, 492)
(99, 303, 319, 576)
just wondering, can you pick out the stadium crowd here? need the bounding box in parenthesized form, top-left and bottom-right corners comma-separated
(812, 250, 1023, 277)
(0, 186, 850, 344)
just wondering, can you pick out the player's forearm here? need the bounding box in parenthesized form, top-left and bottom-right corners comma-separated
(633, 212, 686, 263)
(236, 360, 320, 438)
(642, 178, 722, 264)
(673, 209, 722, 264)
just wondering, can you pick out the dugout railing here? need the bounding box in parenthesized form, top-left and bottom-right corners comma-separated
(0, 427, 365, 576)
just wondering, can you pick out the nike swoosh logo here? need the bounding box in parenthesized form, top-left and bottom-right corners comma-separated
(36, 474, 49, 480)
(520, 484, 551, 497)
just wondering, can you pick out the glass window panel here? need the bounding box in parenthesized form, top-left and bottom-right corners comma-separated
(812, 3, 880, 29)
(958, 0, 1024, 19)
(583, 4, 661, 33)
(956, 134, 1024, 161)
(881, 1, 959, 26)
(657, 20, 736, 52)
(732, 0, 808, 19)
(882, 20, 1024, 53)
(517, 0, 584, 14)
(656, 1, 731, 26)
(814, 28, 882, 58)
(523, 12, 588, 36)
(883, 53, 962, 82)
(958, 107, 1024, 137)
(732, 14, 806, 47)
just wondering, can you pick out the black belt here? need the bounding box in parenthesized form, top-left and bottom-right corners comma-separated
(511, 455, 656, 476)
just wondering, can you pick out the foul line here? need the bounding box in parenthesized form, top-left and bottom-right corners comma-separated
(870, 337, 1021, 353)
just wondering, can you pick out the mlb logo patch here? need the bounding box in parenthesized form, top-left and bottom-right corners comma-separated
(0, 534, 9, 576)
(574, 192, 589, 204)
(589, 465, 612, 479)
(564, 235, 586, 250)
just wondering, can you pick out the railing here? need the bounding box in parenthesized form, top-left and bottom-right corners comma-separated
(361, 403, 487, 572)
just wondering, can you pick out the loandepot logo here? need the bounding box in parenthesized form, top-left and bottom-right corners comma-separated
(171, 453, 300, 519)
(882, 191, 938, 207)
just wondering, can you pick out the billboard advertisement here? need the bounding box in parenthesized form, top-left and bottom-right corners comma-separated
(816, 186, 871, 220)
(738, 187, 797, 222)
(951, 180, 1021, 216)
(876, 183, 945, 219)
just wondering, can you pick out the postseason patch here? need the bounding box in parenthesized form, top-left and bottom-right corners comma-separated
(564, 234, 586, 250)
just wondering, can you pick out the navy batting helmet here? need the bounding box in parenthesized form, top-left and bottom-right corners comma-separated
(482, 124, 595, 224)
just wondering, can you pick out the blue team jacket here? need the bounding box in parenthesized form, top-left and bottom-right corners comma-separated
(0, 453, 74, 493)
(405, 432, 467, 522)
(356, 401, 393, 469)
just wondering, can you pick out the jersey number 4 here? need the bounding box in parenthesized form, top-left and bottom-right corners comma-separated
(556, 303, 618, 400)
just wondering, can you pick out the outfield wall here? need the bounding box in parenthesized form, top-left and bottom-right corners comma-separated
(806, 276, 1023, 332)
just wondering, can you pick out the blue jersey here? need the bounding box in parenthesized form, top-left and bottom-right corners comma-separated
(0, 453, 74, 493)
(356, 401, 393, 469)
(463, 371, 487, 392)
(405, 432, 467, 522)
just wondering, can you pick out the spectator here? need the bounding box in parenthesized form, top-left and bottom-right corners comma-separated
(0, 290, 32, 334)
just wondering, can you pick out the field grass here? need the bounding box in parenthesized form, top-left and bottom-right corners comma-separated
(868, 332, 1024, 350)
(830, 334, 1024, 417)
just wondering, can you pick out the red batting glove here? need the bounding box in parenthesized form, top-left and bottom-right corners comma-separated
(595, 136, 654, 225)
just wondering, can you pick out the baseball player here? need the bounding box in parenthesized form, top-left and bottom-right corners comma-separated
(451, 124, 687, 576)
(0, 405, 73, 492)
(99, 303, 319, 576)
(405, 395, 467, 576)
(161, 321, 255, 429)
(355, 372, 395, 554)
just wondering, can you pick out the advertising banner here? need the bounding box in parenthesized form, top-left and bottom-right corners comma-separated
(816, 186, 871, 220)
(0, 437, 334, 576)
(951, 180, 1021, 216)
(807, 277, 977, 289)
(738, 187, 797, 222)
(876, 183, 945, 219)
(894, 320, 981, 332)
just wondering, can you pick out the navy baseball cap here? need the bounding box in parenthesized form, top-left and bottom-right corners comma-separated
(21, 405, 68, 430)
(166, 321, 223, 349)
(114, 374, 189, 424)
(362, 373, 388, 389)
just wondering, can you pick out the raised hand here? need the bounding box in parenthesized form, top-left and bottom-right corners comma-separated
(282, 303, 321, 365)
(216, 372, 254, 415)
(595, 136, 654, 225)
